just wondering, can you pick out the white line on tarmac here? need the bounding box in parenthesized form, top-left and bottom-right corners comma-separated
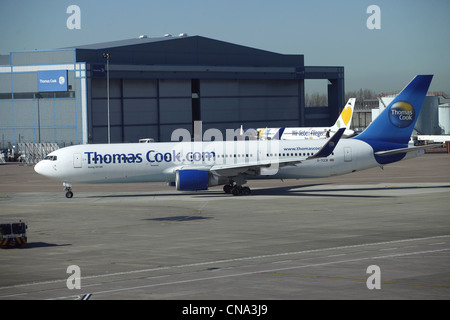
(1, 234, 449, 293)
(52, 247, 450, 300)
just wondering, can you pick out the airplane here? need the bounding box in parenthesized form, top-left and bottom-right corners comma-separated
(34, 75, 438, 198)
(256, 98, 356, 140)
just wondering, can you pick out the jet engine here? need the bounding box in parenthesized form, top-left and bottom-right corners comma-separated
(175, 169, 224, 191)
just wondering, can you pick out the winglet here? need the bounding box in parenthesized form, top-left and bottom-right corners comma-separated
(307, 128, 345, 160)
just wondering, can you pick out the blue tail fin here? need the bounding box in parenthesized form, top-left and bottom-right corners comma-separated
(355, 75, 433, 149)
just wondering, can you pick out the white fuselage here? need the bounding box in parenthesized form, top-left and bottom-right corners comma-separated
(276, 127, 355, 140)
(33, 138, 419, 185)
(34, 75, 433, 194)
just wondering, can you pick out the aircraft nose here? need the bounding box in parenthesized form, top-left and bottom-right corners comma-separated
(34, 160, 51, 177)
(34, 161, 44, 175)
(34, 158, 61, 180)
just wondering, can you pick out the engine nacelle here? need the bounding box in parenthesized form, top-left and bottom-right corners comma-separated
(175, 169, 212, 191)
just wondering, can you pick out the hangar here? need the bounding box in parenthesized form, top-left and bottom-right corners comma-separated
(0, 35, 344, 147)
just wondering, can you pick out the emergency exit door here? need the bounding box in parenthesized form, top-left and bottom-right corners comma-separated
(344, 147, 352, 162)
(73, 153, 82, 168)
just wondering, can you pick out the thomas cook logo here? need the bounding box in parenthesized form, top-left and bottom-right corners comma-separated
(389, 101, 415, 128)
(59, 76, 66, 85)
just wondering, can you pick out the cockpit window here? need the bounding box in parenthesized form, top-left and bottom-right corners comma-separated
(44, 155, 57, 161)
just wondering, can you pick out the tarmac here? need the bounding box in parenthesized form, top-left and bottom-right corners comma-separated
(0, 153, 449, 301)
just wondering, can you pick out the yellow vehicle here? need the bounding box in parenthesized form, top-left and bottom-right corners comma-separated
(0, 221, 27, 248)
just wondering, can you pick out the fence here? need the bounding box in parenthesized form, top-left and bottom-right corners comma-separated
(17, 143, 59, 164)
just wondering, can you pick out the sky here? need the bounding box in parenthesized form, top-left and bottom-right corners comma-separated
(1, 0, 449, 94)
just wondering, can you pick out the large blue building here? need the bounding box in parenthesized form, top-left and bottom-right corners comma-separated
(0, 35, 344, 147)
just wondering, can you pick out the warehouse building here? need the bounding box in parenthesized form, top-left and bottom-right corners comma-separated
(0, 35, 344, 147)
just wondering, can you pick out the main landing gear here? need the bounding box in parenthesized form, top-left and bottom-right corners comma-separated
(63, 182, 73, 198)
(223, 183, 251, 196)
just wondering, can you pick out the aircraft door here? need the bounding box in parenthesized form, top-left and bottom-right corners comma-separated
(344, 147, 352, 162)
(73, 153, 82, 168)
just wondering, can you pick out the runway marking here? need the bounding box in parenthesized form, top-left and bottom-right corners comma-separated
(255, 272, 450, 289)
(82, 283, 102, 288)
(51, 247, 450, 300)
(271, 260, 292, 264)
(0, 292, 28, 298)
(147, 275, 170, 280)
(1, 235, 449, 294)
(256, 272, 368, 284)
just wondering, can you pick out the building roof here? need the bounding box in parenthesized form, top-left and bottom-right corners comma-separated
(65, 36, 177, 50)
(70, 35, 304, 68)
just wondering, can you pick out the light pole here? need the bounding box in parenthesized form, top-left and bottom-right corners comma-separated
(102, 53, 111, 143)
(36, 93, 42, 143)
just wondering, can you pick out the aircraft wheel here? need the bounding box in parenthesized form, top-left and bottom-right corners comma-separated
(223, 185, 232, 194)
(65, 191, 73, 198)
(231, 186, 241, 196)
(241, 187, 251, 195)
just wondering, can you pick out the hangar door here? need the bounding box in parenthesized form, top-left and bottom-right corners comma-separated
(90, 79, 193, 143)
(199, 79, 301, 131)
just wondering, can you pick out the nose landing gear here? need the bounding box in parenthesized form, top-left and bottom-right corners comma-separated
(63, 182, 73, 198)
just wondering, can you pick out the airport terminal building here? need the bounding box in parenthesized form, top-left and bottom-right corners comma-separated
(0, 35, 344, 147)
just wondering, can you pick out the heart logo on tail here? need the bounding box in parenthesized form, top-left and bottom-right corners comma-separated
(340, 106, 352, 126)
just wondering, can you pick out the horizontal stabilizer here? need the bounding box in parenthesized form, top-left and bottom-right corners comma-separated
(374, 143, 443, 156)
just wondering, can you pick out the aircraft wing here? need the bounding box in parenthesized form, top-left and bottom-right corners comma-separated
(210, 128, 345, 177)
(374, 143, 443, 156)
(164, 158, 296, 177)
